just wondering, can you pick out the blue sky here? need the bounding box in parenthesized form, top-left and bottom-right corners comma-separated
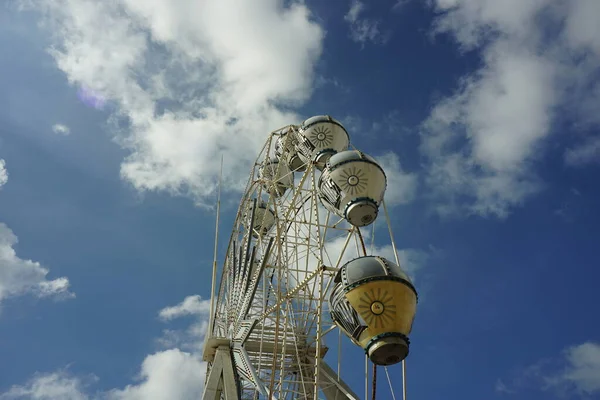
(1, 0, 599, 399)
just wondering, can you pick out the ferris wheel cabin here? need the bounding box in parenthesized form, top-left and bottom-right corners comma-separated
(330, 256, 418, 366)
(318, 150, 387, 227)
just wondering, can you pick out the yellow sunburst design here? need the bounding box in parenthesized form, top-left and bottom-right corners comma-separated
(356, 287, 396, 330)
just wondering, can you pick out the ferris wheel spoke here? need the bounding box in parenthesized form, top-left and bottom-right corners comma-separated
(236, 238, 274, 325)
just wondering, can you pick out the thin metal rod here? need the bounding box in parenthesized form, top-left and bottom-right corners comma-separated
(370, 217, 376, 253)
(356, 227, 367, 256)
(383, 200, 408, 400)
(337, 328, 342, 380)
(402, 360, 407, 400)
(208, 155, 224, 333)
(313, 267, 324, 399)
(334, 228, 355, 269)
(382, 200, 401, 267)
(365, 354, 369, 400)
(384, 367, 397, 400)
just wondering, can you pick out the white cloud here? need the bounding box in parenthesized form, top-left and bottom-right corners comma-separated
(565, 135, 600, 166)
(0, 159, 7, 188)
(0, 349, 206, 400)
(563, 0, 600, 56)
(345, 0, 363, 22)
(421, 40, 552, 217)
(0, 223, 74, 304)
(0, 351, 205, 400)
(494, 378, 514, 394)
(396, 248, 430, 279)
(23, 0, 324, 205)
(1, 295, 210, 400)
(548, 342, 600, 395)
(344, 0, 388, 46)
(498, 341, 600, 397)
(37, 277, 72, 297)
(421, 0, 600, 218)
(319, 231, 428, 281)
(362, 244, 428, 281)
(430, 0, 547, 50)
(158, 295, 211, 321)
(107, 349, 205, 400)
(392, 0, 411, 12)
(0, 370, 91, 400)
(376, 151, 418, 206)
(157, 295, 211, 352)
(0, 161, 74, 304)
(52, 123, 71, 135)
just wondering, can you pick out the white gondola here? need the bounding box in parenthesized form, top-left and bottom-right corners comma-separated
(295, 115, 350, 169)
(275, 126, 306, 172)
(318, 150, 386, 227)
(258, 157, 294, 197)
(242, 199, 276, 238)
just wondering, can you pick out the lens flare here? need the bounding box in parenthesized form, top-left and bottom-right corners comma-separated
(77, 86, 106, 109)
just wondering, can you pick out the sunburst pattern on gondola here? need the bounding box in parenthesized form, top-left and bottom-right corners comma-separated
(336, 166, 368, 195)
(356, 287, 397, 330)
(309, 125, 333, 147)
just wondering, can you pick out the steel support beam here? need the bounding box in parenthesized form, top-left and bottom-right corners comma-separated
(202, 345, 239, 400)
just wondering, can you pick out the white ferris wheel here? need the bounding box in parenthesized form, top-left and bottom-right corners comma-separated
(202, 116, 418, 400)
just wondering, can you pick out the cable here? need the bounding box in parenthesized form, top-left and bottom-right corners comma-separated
(372, 364, 377, 400)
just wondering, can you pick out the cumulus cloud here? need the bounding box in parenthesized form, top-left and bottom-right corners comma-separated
(52, 123, 71, 135)
(546, 342, 600, 395)
(0, 160, 73, 304)
(396, 248, 430, 279)
(0, 370, 91, 400)
(0, 223, 74, 304)
(556, 342, 600, 395)
(494, 378, 514, 394)
(1, 351, 205, 400)
(1, 295, 210, 400)
(344, 0, 388, 46)
(116, 295, 211, 397)
(158, 295, 211, 321)
(563, 0, 600, 57)
(498, 341, 600, 398)
(421, 0, 600, 218)
(565, 135, 600, 166)
(23, 0, 324, 205)
(318, 230, 429, 281)
(0, 159, 7, 188)
(421, 41, 551, 217)
(392, 0, 411, 12)
(376, 151, 417, 206)
(156, 295, 211, 352)
(107, 349, 205, 400)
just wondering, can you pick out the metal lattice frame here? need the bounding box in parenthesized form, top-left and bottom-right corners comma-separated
(203, 127, 397, 399)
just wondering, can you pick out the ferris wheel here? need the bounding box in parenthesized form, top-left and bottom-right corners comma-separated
(202, 116, 418, 399)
